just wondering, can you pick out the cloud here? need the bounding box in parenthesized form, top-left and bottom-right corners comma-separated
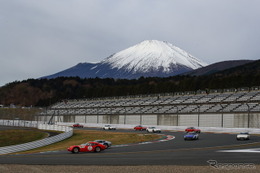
(0, 0, 260, 86)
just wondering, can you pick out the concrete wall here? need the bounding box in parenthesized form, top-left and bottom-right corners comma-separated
(234, 113, 260, 128)
(110, 115, 119, 124)
(250, 114, 260, 128)
(119, 115, 126, 124)
(199, 114, 222, 127)
(38, 112, 260, 128)
(223, 114, 234, 128)
(125, 115, 140, 125)
(234, 114, 248, 128)
(75, 115, 84, 123)
(179, 114, 199, 126)
(63, 115, 75, 123)
(142, 115, 157, 125)
(158, 115, 177, 126)
(85, 115, 99, 124)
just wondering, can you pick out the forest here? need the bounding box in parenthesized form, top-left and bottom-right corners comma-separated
(0, 68, 260, 107)
(0, 59, 259, 107)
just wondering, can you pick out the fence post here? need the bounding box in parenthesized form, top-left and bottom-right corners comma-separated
(220, 104, 224, 128)
(197, 105, 200, 127)
(176, 106, 179, 126)
(246, 103, 250, 128)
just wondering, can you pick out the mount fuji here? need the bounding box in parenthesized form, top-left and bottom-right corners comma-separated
(43, 40, 208, 79)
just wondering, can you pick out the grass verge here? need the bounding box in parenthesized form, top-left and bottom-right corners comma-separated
(0, 129, 48, 147)
(17, 129, 161, 154)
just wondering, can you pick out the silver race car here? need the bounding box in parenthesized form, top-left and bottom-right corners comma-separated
(94, 140, 112, 148)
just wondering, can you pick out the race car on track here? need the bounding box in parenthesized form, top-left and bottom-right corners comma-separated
(94, 140, 112, 148)
(236, 132, 250, 140)
(184, 132, 199, 140)
(185, 127, 201, 133)
(134, 125, 147, 131)
(102, 125, 116, 130)
(72, 123, 84, 128)
(68, 141, 106, 153)
(146, 127, 161, 133)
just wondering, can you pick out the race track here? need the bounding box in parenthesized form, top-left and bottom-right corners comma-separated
(0, 127, 260, 166)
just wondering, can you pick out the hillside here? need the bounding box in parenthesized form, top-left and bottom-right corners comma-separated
(184, 60, 254, 76)
(214, 59, 260, 76)
(1, 61, 260, 107)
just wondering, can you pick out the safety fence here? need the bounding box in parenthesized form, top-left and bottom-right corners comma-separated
(0, 119, 38, 128)
(58, 122, 260, 134)
(0, 120, 73, 155)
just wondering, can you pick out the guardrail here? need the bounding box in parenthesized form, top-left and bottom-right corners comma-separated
(0, 120, 73, 155)
(58, 122, 260, 134)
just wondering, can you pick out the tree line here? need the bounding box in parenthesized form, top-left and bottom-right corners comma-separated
(0, 72, 260, 107)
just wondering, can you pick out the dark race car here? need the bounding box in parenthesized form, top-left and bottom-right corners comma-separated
(68, 141, 106, 153)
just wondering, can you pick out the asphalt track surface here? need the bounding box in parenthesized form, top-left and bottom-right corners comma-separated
(0, 127, 260, 166)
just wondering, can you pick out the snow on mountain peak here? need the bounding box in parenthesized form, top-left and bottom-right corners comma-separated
(103, 40, 207, 73)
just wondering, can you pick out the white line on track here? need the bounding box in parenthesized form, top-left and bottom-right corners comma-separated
(113, 135, 175, 148)
(218, 148, 260, 153)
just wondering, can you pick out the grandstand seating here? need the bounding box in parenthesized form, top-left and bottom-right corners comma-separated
(46, 87, 260, 116)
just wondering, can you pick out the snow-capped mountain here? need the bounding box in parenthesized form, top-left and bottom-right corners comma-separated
(43, 40, 207, 79)
(102, 40, 207, 73)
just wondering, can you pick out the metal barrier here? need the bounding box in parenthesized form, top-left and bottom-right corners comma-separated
(0, 120, 73, 155)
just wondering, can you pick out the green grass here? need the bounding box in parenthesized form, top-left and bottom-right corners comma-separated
(0, 129, 48, 147)
(17, 129, 161, 154)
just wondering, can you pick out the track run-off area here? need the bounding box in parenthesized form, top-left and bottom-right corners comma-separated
(0, 126, 260, 167)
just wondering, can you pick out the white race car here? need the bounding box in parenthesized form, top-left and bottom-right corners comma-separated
(236, 132, 250, 140)
(102, 125, 116, 130)
(146, 127, 161, 133)
(94, 140, 112, 148)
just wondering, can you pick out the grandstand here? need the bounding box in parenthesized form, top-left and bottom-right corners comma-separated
(40, 87, 260, 128)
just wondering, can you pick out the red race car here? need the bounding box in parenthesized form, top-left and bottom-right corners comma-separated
(134, 125, 147, 131)
(68, 141, 106, 153)
(185, 127, 201, 133)
(72, 123, 84, 128)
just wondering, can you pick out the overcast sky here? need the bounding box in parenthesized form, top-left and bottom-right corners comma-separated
(1, 0, 260, 86)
